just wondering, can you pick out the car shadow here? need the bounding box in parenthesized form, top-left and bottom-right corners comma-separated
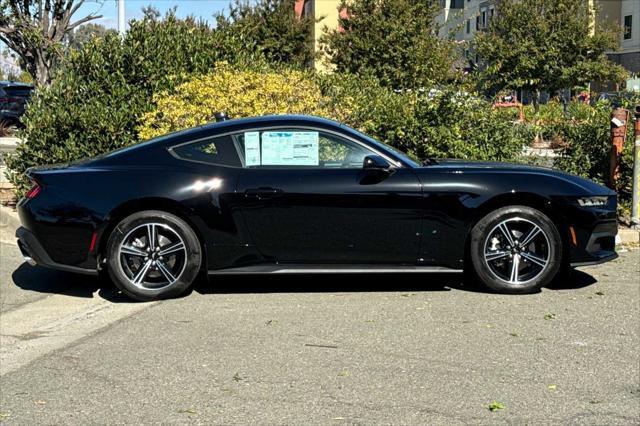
(546, 269, 598, 290)
(11, 263, 131, 303)
(196, 273, 460, 295)
(11, 263, 599, 301)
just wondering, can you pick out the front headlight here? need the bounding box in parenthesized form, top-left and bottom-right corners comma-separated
(577, 196, 608, 207)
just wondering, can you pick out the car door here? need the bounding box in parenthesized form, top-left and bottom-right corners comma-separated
(234, 126, 423, 264)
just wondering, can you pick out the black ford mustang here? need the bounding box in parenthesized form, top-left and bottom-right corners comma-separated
(16, 115, 617, 301)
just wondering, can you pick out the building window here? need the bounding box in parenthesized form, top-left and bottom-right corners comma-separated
(481, 10, 487, 28)
(623, 15, 632, 40)
(466, 19, 470, 34)
(476, 15, 480, 30)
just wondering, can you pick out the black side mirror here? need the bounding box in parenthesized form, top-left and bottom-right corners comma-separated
(363, 155, 391, 170)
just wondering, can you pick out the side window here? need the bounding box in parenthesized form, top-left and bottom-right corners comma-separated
(235, 129, 376, 169)
(171, 135, 241, 167)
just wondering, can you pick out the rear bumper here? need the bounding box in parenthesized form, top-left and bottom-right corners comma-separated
(16, 227, 97, 275)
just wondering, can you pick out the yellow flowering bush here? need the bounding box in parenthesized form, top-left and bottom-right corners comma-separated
(138, 64, 331, 139)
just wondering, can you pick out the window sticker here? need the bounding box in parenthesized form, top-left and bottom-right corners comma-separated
(261, 131, 319, 166)
(244, 131, 261, 166)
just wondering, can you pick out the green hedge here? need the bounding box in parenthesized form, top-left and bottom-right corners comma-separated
(4, 13, 261, 196)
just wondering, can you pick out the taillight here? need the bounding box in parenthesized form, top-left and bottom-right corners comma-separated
(25, 183, 41, 199)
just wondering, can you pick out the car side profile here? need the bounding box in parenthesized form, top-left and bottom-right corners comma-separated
(16, 115, 617, 301)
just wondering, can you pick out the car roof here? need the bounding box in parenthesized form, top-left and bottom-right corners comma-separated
(184, 114, 343, 133)
(146, 114, 347, 147)
(0, 81, 33, 88)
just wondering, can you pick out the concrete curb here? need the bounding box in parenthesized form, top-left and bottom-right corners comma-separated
(0, 204, 20, 244)
(617, 227, 640, 245)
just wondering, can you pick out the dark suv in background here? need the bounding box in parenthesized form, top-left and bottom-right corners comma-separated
(0, 81, 33, 125)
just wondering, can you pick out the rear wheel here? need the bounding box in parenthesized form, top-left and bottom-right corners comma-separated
(470, 206, 562, 294)
(106, 210, 201, 301)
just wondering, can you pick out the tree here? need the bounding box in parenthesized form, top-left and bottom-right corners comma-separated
(320, 0, 457, 90)
(0, 0, 102, 85)
(65, 23, 115, 50)
(474, 0, 627, 110)
(141, 5, 161, 22)
(214, 0, 315, 68)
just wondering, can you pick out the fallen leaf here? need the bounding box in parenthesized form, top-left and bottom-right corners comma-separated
(548, 384, 557, 391)
(509, 332, 519, 337)
(544, 313, 556, 320)
(487, 401, 505, 412)
(34, 400, 46, 405)
(177, 408, 198, 415)
(595, 291, 604, 296)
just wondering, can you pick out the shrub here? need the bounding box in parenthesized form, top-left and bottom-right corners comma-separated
(317, 73, 418, 154)
(215, 0, 316, 68)
(4, 13, 265, 196)
(138, 65, 329, 140)
(409, 90, 531, 162)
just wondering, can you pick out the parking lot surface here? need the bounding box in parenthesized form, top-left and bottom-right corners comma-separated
(0, 240, 638, 425)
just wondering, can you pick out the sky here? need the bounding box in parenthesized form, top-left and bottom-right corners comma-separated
(77, 0, 238, 29)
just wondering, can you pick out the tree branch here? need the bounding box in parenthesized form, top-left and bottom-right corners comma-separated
(67, 12, 100, 31)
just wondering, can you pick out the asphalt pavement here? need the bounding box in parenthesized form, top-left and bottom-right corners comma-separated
(0, 239, 638, 425)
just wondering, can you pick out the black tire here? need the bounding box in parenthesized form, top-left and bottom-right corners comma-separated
(106, 210, 202, 301)
(470, 206, 562, 294)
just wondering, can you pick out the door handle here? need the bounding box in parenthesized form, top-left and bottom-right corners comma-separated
(244, 187, 284, 199)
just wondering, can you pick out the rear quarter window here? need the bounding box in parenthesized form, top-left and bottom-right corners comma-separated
(171, 135, 241, 167)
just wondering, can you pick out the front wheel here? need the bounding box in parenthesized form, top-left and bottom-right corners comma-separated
(470, 206, 562, 294)
(106, 210, 202, 301)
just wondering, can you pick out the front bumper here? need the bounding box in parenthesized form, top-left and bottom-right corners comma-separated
(569, 220, 618, 267)
(16, 227, 97, 275)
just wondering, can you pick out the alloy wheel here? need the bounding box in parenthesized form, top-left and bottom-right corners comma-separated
(483, 217, 550, 285)
(118, 223, 188, 290)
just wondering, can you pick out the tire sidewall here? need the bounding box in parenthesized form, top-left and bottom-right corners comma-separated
(470, 206, 562, 294)
(106, 210, 201, 301)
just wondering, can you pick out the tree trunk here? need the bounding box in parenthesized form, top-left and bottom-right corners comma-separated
(532, 89, 541, 114)
(0, 0, 102, 87)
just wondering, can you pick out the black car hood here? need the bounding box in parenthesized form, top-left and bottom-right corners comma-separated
(418, 160, 615, 196)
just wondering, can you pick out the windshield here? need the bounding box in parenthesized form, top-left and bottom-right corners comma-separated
(344, 126, 421, 167)
(381, 142, 421, 166)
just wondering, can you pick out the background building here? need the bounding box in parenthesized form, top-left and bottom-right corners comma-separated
(295, 0, 342, 70)
(593, 0, 639, 75)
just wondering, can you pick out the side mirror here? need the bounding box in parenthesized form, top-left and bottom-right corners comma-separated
(362, 155, 391, 170)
